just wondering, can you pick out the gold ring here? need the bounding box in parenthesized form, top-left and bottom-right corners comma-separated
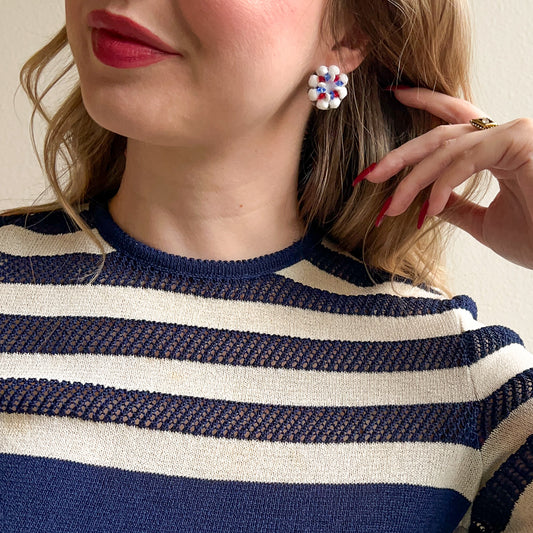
(470, 117, 498, 130)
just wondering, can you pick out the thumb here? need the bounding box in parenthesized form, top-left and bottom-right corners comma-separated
(438, 192, 488, 246)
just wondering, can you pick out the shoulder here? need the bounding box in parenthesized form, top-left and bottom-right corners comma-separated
(0, 203, 98, 270)
(0, 203, 96, 251)
(279, 233, 477, 317)
(278, 233, 529, 361)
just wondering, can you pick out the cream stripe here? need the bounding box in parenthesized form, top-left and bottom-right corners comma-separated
(0, 283, 476, 342)
(469, 344, 533, 398)
(319, 239, 444, 298)
(277, 260, 447, 299)
(459, 312, 485, 333)
(479, 398, 533, 487)
(0, 222, 371, 268)
(321, 237, 363, 259)
(0, 224, 114, 256)
(0, 343, 528, 407)
(0, 412, 482, 500)
(0, 223, 446, 300)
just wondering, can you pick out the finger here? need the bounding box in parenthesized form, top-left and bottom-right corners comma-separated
(364, 124, 473, 185)
(424, 127, 516, 217)
(385, 118, 532, 216)
(388, 86, 487, 124)
(437, 192, 487, 246)
(385, 128, 493, 216)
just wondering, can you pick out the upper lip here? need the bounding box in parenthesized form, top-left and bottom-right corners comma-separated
(87, 9, 181, 55)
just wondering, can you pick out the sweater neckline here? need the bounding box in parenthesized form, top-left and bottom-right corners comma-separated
(88, 195, 324, 279)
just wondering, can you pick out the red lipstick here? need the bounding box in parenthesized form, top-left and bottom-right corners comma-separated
(87, 10, 181, 68)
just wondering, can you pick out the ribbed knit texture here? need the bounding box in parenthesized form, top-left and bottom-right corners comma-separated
(1, 195, 533, 533)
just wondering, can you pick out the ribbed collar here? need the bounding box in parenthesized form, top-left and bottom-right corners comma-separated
(89, 195, 324, 279)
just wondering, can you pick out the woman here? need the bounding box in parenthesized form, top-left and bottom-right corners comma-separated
(1, 0, 532, 532)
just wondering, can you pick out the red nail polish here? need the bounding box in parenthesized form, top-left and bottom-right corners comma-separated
(384, 85, 411, 91)
(417, 200, 430, 229)
(352, 163, 377, 186)
(375, 196, 393, 228)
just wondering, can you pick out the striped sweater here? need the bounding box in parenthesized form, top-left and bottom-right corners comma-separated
(1, 195, 532, 533)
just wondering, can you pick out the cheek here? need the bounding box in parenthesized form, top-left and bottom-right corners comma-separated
(63, 0, 328, 143)
(180, 0, 327, 113)
(181, 0, 325, 63)
(65, 0, 85, 64)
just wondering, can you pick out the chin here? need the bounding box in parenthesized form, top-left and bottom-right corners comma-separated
(78, 90, 177, 145)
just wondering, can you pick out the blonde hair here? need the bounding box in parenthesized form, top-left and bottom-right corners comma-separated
(1, 0, 486, 291)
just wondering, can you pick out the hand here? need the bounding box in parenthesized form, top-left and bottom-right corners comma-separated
(360, 86, 533, 269)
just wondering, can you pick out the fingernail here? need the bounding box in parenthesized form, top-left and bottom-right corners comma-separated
(375, 196, 393, 228)
(384, 85, 411, 91)
(417, 200, 429, 229)
(352, 162, 377, 186)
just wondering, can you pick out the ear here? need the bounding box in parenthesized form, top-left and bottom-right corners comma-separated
(323, 26, 369, 74)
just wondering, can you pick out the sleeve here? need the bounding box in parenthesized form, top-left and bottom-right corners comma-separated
(458, 323, 533, 532)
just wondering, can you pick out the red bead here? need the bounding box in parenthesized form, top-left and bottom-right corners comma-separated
(334, 75, 340, 82)
(333, 91, 339, 98)
(317, 93, 326, 100)
(318, 76, 325, 83)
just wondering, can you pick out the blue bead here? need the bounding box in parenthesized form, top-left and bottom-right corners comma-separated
(329, 91, 336, 98)
(317, 87, 325, 93)
(324, 73, 331, 81)
(335, 80, 344, 86)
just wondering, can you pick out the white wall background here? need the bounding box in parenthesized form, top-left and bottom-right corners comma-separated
(1, 1, 532, 349)
(446, 2, 533, 351)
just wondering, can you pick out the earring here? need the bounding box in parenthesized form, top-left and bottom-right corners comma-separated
(308, 65, 349, 110)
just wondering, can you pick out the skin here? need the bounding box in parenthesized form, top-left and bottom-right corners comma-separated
(366, 88, 533, 269)
(66, 2, 533, 269)
(65, 0, 364, 260)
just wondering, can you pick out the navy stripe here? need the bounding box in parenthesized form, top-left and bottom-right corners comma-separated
(0, 314, 520, 372)
(461, 326, 524, 359)
(470, 434, 533, 532)
(89, 196, 326, 279)
(480, 369, 533, 444)
(0, 378, 480, 447)
(0, 204, 434, 296)
(0, 250, 477, 317)
(0, 198, 477, 314)
(0, 453, 470, 533)
(305, 243, 442, 297)
(0, 207, 91, 235)
(0, 203, 429, 295)
(306, 242, 392, 287)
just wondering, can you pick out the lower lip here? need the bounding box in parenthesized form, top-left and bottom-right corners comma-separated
(91, 28, 177, 68)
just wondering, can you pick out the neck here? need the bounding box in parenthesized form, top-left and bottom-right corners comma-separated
(107, 120, 308, 261)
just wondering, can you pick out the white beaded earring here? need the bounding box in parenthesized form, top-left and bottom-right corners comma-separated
(308, 65, 349, 110)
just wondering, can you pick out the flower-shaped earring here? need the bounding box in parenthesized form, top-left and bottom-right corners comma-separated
(308, 65, 349, 110)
